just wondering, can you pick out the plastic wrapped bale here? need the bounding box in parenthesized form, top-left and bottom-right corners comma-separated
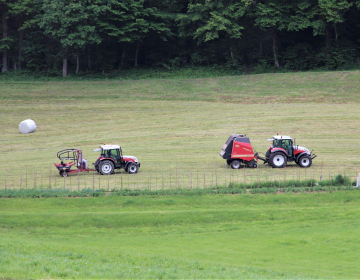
(19, 119, 37, 134)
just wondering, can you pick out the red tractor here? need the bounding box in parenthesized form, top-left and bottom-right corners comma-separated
(220, 134, 316, 169)
(263, 135, 316, 168)
(93, 144, 140, 175)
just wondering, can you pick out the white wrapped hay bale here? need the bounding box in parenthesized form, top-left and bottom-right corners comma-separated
(19, 119, 37, 134)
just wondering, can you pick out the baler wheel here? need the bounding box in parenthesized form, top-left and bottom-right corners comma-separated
(298, 155, 312, 168)
(60, 171, 68, 177)
(99, 160, 114, 175)
(269, 152, 287, 168)
(230, 160, 241, 169)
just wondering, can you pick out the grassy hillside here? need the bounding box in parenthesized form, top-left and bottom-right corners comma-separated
(0, 71, 359, 190)
(1, 71, 360, 279)
(1, 192, 360, 278)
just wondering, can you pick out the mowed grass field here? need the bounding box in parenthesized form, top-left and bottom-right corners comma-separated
(1, 70, 360, 278)
(1, 70, 360, 189)
(1, 193, 360, 278)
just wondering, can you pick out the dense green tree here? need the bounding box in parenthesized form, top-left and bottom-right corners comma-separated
(38, 0, 104, 76)
(180, 0, 246, 65)
(98, 0, 171, 67)
(1, 0, 360, 74)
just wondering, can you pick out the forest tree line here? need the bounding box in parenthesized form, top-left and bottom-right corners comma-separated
(1, 0, 360, 76)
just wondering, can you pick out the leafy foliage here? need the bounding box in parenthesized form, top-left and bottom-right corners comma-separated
(1, 0, 360, 74)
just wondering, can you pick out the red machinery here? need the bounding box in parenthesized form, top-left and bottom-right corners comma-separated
(220, 135, 258, 169)
(220, 134, 316, 169)
(54, 149, 93, 177)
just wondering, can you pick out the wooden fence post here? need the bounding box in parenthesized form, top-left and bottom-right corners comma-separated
(190, 169, 192, 190)
(20, 171, 23, 189)
(204, 165, 206, 189)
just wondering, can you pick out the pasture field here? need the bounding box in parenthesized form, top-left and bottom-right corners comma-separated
(0, 70, 360, 190)
(0, 71, 360, 279)
(1, 193, 360, 278)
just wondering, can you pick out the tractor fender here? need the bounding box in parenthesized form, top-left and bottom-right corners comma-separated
(124, 161, 137, 170)
(100, 157, 116, 165)
(295, 152, 308, 162)
(270, 147, 288, 156)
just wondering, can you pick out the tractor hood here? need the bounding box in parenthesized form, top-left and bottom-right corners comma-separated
(123, 155, 138, 163)
(296, 146, 310, 154)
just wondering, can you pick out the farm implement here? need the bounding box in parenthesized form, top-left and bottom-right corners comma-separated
(220, 134, 316, 169)
(54, 144, 140, 177)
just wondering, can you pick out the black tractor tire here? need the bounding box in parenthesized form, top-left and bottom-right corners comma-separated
(94, 159, 100, 172)
(59, 171, 68, 177)
(230, 160, 241, 169)
(226, 159, 232, 166)
(99, 160, 114, 175)
(269, 152, 287, 168)
(127, 163, 139, 174)
(298, 155, 312, 168)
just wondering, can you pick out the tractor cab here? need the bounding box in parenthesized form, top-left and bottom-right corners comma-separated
(94, 145, 123, 167)
(269, 136, 294, 157)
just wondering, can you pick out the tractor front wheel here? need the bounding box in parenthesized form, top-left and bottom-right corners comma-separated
(99, 160, 114, 175)
(298, 155, 312, 168)
(269, 152, 287, 168)
(230, 160, 241, 169)
(127, 163, 139, 174)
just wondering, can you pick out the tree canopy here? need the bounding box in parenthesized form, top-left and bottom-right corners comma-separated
(0, 0, 359, 76)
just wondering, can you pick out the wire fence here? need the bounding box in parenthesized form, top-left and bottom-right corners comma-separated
(1, 162, 359, 191)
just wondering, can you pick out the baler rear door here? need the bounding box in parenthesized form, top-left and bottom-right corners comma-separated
(231, 136, 255, 161)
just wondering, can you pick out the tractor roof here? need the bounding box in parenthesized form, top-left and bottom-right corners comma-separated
(94, 145, 121, 152)
(267, 135, 292, 141)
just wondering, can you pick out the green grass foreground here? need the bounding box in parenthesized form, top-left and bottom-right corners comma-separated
(1, 192, 360, 279)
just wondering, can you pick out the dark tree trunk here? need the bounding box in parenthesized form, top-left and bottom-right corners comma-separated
(87, 45, 91, 69)
(1, 3, 8, 72)
(325, 25, 331, 52)
(76, 48, 79, 74)
(134, 41, 140, 67)
(18, 27, 24, 70)
(259, 37, 263, 56)
(272, 29, 279, 68)
(334, 22, 338, 41)
(62, 46, 69, 77)
(121, 45, 126, 66)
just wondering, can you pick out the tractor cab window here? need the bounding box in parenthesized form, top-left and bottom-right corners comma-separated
(272, 140, 280, 147)
(107, 149, 119, 158)
(281, 139, 293, 156)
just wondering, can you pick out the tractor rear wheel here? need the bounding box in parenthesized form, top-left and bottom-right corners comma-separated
(230, 160, 241, 169)
(94, 159, 100, 172)
(269, 152, 287, 168)
(99, 160, 114, 175)
(298, 155, 312, 168)
(127, 163, 139, 174)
